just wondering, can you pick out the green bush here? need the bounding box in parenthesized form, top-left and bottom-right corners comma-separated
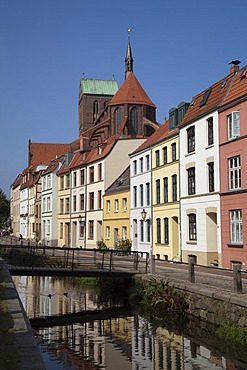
(96, 238, 108, 251)
(114, 238, 132, 255)
(216, 324, 247, 346)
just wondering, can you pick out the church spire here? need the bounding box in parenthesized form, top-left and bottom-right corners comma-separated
(125, 29, 134, 79)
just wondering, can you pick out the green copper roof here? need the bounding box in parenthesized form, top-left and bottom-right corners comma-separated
(80, 78, 118, 95)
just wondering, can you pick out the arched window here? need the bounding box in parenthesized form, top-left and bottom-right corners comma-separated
(114, 108, 122, 135)
(93, 101, 99, 121)
(130, 108, 138, 135)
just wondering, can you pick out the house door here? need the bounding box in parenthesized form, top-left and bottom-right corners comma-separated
(133, 219, 137, 251)
(114, 228, 119, 247)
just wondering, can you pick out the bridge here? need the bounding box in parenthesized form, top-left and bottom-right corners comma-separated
(0, 241, 149, 279)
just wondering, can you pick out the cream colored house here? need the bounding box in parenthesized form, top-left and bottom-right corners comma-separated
(152, 127, 180, 260)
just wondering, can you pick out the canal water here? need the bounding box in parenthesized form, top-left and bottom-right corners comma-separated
(13, 276, 246, 370)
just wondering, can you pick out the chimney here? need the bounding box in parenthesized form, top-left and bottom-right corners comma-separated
(229, 60, 241, 73)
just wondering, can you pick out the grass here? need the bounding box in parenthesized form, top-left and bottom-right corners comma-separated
(0, 269, 20, 370)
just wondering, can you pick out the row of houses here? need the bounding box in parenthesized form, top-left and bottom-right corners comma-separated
(10, 38, 247, 269)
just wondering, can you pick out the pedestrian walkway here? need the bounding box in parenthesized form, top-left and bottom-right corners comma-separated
(0, 259, 45, 370)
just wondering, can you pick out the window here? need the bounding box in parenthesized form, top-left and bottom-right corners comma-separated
(228, 111, 240, 140)
(189, 214, 197, 241)
(207, 117, 214, 146)
(60, 223, 63, 239)
(47, 197, 51, 211)
(155, 150, 160, 166)
(146, 155, 150, 171)
(66, 174, 70, 188)
(89, 167, 94, 183)
(164, 177, 168, 202)
(123, 198, 127, 211)
(107, 200, 110, 213)
(43, 177, 47, 190)
(47, 219, 51, 235)
(172, 175, 177, 201)
(140, 184, 144, 206)
(230, 210, 242, 243)
(89, 220, 94, 239)
(133, 160, 137, 175)
(80, 169, 85, 185)
(199, 87, 211, 107)
(163, 147, 167, 165)
(122, 226, 127, 240)
(106, 226, 110, 239)
(60, 176, 64, 190)
(208, 162, 214, 192)
(47, 174, 51, 188)
(89, 192, 94, 210)
(164, 218, 169, 244)
(114, 107, 122, 135)
(147, 219, 151, 243)
(93, 100, 99, 121)
(188, 167, 195, 195)
(80, 221, 85, 238)
(140, 220, 144, 242)
(171, 143, 176, 161)
(146, 183, 150, 206)
(157, 218, 161, 243)
(73, 195, 76, 212)
(115, 199, 119, 212)
(65, 198, 70, 213)
(133, 186, 137, 207)
(73, 172, 77, 187)
(229, 156, 241, 190)
(140, 158, 143, 173)
(80, 194, 84, 210)
(98, 190, 102, 209)
(98, 164, 102, 181)
(156, 180, 160, 204)
(131, 108, 138, 135)
(187, 126, 195, 153)
(60, 198, 64, 214)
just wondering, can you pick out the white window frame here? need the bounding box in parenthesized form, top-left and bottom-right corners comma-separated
(114, 199, 119, 212)
(229, 156, 241, 190)
(228, 111, 240, 140)
(230, 210, 242, 244)
(107, 200, 110, 213)
(123, 198, 127, 212)
(106, 226, 110, 239)
(47, 174, 51, 189)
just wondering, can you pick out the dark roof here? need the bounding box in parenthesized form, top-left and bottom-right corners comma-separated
(105, 166, 130, 194)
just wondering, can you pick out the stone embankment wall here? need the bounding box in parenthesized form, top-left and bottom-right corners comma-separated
(138, 274, 247, 328)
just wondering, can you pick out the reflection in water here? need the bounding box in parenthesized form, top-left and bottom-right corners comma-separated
(13, 276, 246, 370)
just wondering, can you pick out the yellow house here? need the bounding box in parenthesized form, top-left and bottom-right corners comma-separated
(57, 165, 71, 247)
(103, 167, 130, 248)
(152, 128, 180, 260)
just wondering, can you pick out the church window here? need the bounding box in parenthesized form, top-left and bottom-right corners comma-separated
(114, 108, 122, 135)
(93, 101, 99, 121)
(130, 108, 138, 135)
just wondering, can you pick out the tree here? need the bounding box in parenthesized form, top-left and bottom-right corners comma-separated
(0, 189, 10, 228)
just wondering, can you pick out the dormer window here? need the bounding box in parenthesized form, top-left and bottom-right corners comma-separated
(114, 108, 122, 135)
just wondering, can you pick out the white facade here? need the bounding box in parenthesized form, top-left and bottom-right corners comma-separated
(20, 187, 29, 238)
(130, 147, 152, 254)
(179, 111, 221, 265)
(41, 167, 60, 246)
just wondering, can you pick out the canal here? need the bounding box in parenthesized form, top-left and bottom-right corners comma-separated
(13, 276, 246, 370)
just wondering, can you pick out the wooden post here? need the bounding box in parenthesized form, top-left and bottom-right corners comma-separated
(150, 254, 155, 274)
(233, 263, 242, 293)
(188, 256, 195, 283)
(71, 249, 75, 272)
(109, 250, 113, 272)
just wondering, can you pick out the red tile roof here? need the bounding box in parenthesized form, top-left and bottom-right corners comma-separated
(108, 72, 156, 108)
(221, 65, 247, 106)
(29, 142, 69, 166)
(180, 71, 236, 127)
(42, 155, 64, 175)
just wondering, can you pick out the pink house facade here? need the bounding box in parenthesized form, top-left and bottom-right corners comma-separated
(219, 65, 247, 268)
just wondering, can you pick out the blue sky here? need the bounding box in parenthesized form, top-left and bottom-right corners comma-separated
(1, 0, 247, 197)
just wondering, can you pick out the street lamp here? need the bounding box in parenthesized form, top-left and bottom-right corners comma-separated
(141, 208, 147, 221)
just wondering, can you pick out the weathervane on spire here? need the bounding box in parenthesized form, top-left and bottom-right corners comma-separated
(125, 28, 133, 79)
